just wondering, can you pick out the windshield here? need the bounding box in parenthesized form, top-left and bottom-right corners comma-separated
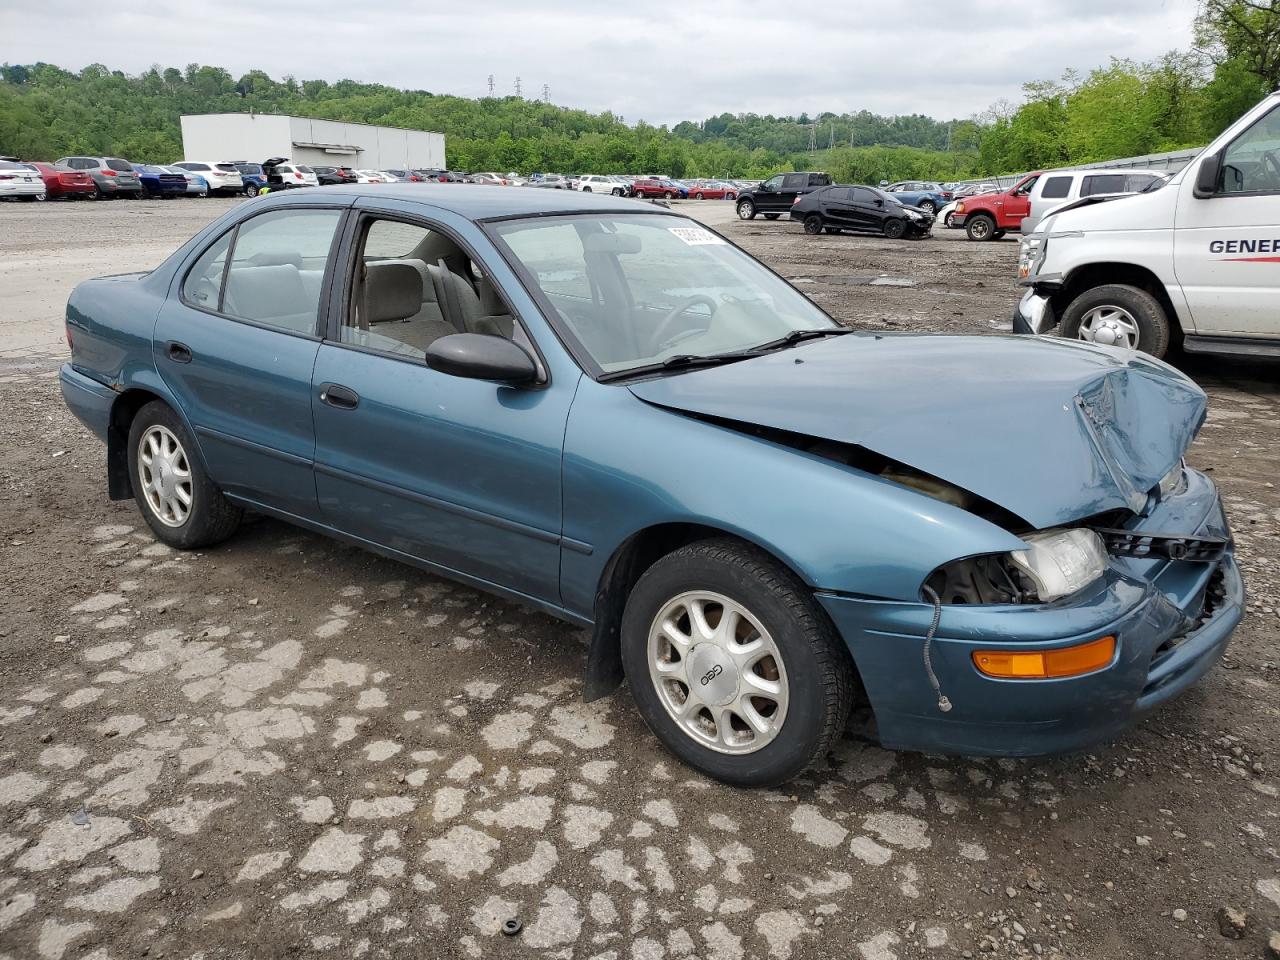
(491, 213, 837, 376)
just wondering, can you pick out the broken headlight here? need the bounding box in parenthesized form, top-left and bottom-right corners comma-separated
(1018, 235, 1047, 280)
(925, 528, 1109, 606)
(1008, 529, 1108, 602)
(1157, 459, 1186, 500)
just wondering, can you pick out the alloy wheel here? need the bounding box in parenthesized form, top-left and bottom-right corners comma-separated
(137, 425, 194, 528)
(1077, 305, 1140, 349)
(647, 591, 789, 755)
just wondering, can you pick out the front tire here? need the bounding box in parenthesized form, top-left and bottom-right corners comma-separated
(1060, 284, 1171, 358)
(803, 214, 824, 235)
(737, 200, 756, 220)
(695, 192, 704, 200)
(612, 187, 624, 196)
(582, 186, 592, 193)
(664, 191, 674, 199)
(127, 401, 242, 549)
(965, 214, 996, 241)
(883, 218, 906, 239)
(917, 200, 936, 215)
(620, 539, 854, 787)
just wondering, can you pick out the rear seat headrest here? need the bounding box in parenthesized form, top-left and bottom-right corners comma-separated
(364, 261, 424, 324)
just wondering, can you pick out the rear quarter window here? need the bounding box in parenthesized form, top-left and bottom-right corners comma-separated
(106, 159, 133, 173)
(1040, 176, 1073, 200)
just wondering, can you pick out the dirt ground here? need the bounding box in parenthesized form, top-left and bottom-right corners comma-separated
(1, 195, 1278, 960)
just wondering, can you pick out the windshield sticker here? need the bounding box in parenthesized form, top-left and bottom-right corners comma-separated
(668, 227, 726, 246)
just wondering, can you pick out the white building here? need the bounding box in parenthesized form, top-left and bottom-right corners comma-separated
(180, 113, 446, 170)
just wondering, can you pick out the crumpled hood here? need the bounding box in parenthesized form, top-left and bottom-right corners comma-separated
(628, 333, 1207, 529)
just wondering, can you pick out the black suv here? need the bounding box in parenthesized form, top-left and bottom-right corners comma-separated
(790, 184, 934, 239)
(311, 165, 359, 186)
(735, 171, 832, 220)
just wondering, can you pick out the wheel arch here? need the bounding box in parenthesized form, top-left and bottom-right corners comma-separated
(106, 383, 208, 501)
(582, 522, 856, 702)
(1051, 261, 1185, 338)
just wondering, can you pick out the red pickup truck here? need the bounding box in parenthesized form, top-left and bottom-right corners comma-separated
(951, 172, 1042, 241)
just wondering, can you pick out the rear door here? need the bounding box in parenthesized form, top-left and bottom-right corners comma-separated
(1026, 173, 1074, 232)
(1174, 102, 1280, 337)
(154, 204, 348, 520)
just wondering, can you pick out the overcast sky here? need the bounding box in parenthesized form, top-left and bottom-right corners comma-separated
(0, 0, 1200, 127)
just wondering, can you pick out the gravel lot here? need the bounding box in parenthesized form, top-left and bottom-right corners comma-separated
(1, 195, 1279, 960)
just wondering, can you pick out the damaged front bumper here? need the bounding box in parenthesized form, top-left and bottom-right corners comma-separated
(1012, 287, 1057, 335)
(817, 467, 1244, 756)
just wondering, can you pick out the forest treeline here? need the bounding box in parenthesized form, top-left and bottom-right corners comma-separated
(0, 1, 1273, 181)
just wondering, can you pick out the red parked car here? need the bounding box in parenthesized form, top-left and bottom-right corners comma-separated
(950, 172, 1042, 241)
(687, 180, 738, 200)
(26, 161, 96, 200)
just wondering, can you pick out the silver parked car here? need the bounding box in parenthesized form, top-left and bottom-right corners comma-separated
(1021, 168, 1170, 234)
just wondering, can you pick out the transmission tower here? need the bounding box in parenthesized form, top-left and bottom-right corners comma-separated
(515, 76, 522, 97)
(542, 83, 550, 104)
(487, 74, 494, 96)
(807, 123, 817, 152)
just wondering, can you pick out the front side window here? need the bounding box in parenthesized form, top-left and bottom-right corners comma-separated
(492, 214, 836, 376)
(1040, 175, 1072, 199)
(1013, 175, 1040, 196)
(1220, 105, 1280, 194)
(182, 229, 233, 310)
(760, 175, 784, 192)
(852, 187, 878, 204)
(219, 209, 342, 334)
(341, 217, 518, 360)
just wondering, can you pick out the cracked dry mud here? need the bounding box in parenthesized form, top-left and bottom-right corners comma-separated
(0, 199, 1278, 960)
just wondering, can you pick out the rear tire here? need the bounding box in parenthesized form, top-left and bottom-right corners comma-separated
(737, 200, 756, 220)
(620, 539, 854, 787)
(1060, 284, 1171, 359)
(965, 214, 996, 241)
(127, 401, 243, 550)
(764, 213, 780, 220)
(992, 230, 1007, 240)
(695, 192, 704, 200)
(803, 214, 824, 235)
(664, 191, 674, 199)
(582, 186, 592, 193)
(244, 184, 260, 197)
(883, 218, 906, 239)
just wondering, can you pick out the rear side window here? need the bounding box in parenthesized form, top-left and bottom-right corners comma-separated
(809, 173, 831, 186)
(183, 163, 211, 171)
(106, 158, 133, 172)
(1040, 176, 1072, 199)
(1081, 174, 1126, 196)
(0, 160, 25, 171)
(185, 210, 342, 334)
(823, 187, 852, 202)
(782, 174, 807, 190)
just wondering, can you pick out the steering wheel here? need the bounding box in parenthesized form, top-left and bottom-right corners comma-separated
(1262, 149, 1280, 187)
(647, 295, 719, 354)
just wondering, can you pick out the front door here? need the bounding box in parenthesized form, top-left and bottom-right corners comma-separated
(154, 205, 346, 520)
(755, 175, 786, 213)
(848, 187, 886, 232)
(1174, 102, 1280, 338)
(310, 210, 576, 605)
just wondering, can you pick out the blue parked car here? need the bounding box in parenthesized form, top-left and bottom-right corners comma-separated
(231, 160, 270, 196)
(880, 180, 949, 214)
(59, 187, 1243, 785)
(131, 163, 189, 199)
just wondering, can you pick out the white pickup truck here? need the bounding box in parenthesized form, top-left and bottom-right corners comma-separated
(1014, 90, 1280, 359)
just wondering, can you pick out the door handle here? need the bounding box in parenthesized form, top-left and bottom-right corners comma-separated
(319, 383, 359, 410)
(166, 341, 192, 364)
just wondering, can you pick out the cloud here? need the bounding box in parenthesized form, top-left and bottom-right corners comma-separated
(0, 0, 1200, 126)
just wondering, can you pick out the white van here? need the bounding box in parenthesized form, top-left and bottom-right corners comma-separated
(1020, 168, 1168, 234)
(1015, 90, 1280, 359)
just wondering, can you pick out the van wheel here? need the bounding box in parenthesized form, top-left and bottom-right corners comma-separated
(1060, 284, 1170, 358)
(737, 200, 756, 220)
(965, 215, 996, 241)
(883, 219, 906, 240)
(620, 539, 853, 787)
(127, 401, 243, 549)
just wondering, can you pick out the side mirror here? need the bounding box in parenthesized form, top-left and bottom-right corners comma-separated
(1194, 150, 1222, 198)
(424, 333, 538, 385)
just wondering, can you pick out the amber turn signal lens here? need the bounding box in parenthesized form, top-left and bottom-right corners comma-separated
(972, 636, 1116, 679)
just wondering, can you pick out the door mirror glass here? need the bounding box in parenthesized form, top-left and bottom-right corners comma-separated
(425, 333, 537, 385)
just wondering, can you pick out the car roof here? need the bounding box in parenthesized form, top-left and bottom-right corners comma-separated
(258, 183, 654, 219)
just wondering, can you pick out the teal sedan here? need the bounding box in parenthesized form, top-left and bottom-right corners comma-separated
(59, 186, 1242, 785)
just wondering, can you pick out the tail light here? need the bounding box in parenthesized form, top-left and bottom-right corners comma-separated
(792, 196, 801, 204)
(0, 174, 13, 181)
(294, 172, 303, 180)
